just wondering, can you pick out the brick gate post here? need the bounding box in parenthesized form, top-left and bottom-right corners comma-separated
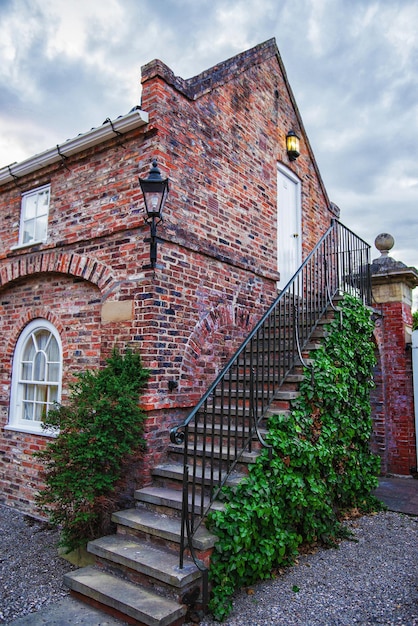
(370, 233, 418, 475)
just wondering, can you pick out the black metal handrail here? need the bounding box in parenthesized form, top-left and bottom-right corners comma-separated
(169, 220, 371, 575)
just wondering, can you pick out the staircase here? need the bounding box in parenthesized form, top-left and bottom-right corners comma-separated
(63, 449, 262, 624)
(64, 221, 371, 625)
(62, 420, 271, 625)
(63, 321, 330, 626)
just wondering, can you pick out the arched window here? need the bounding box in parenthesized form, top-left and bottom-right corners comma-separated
(8, 319, 62, 434)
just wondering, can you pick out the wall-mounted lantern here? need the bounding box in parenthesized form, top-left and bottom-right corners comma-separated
(139, 159, 169, 269)
(286, 130, 300, 161)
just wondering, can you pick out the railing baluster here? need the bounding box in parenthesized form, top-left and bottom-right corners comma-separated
(242, 349, 247, 452)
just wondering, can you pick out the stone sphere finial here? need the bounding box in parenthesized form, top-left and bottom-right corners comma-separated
(375, 233, 395, 257)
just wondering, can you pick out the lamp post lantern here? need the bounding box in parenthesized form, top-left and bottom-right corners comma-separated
(139, 159, 169, 269)
(286, 130, 300, 161)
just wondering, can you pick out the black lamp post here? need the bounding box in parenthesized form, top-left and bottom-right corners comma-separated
(286, 130, 300, 161)
(139, 159, 169, 269)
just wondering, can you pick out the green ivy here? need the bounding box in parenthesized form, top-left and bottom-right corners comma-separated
(35, 348, 149, 553)
(207, 295, 381, 621)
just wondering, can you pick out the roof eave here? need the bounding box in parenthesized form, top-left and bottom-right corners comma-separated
(0, 108, 149, 187)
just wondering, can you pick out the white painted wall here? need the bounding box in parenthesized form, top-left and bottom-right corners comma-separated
(412, 330, 418, 469)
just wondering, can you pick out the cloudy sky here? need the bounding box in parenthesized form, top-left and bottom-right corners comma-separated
(1, 0, 417, 303)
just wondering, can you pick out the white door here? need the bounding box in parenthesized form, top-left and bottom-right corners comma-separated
(277, 165, 302, 287)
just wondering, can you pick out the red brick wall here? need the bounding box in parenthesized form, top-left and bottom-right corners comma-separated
(372, 302, 416, 475)
(0, 132, 148, 256)
(141, 44, 333, 269)
(370, 339, 387, 473)
(0, 274, 102, 512)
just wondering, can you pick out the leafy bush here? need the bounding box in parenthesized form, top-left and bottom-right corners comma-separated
(35, 348, 149, 552)
(413, 310, 418, 331)
(207, 295, 381, 620)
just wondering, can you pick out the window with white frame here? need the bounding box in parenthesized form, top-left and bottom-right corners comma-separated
(19, 185, 50, 246)
(9, 319, 62, 434)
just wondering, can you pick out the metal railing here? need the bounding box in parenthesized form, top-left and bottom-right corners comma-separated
(169, 220, 371, 577)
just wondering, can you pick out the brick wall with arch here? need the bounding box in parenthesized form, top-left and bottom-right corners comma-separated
(179, 302, 256, 395)
(0, 272, 103, 512)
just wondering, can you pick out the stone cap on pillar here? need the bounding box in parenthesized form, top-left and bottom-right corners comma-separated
(370, 233, 418, 304)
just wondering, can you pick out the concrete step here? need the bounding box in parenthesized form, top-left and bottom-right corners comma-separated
(168, 442, 260, 464)
(274, 390, 300, 401)
(188, 422, 268, 444)
(264, 407, 291, 419)
(283, 374, 305, 383)
(202, 403, 256, 417)
(304, 341, 322, 351)
(112, 506, 217, 552)
(310, 327, 328, 338)
(152, 462, 245, 487)
(88, 534, 201, 591)
(135, 486, 225, 515)
(64, 566, 187, 626)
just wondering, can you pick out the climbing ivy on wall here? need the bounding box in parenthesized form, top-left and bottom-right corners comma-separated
(207, 295, 381, 621)
(35, 348, 149, 553)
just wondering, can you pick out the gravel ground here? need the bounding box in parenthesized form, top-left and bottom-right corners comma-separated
(1, 504, 417, 625)
(0, 504, 76, 625)
(196, 512, 418, 626)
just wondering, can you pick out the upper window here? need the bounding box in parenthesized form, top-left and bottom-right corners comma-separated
(19, 185, 50, 246)
(8, 319, 62, 434)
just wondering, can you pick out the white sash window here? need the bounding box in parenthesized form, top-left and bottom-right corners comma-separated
(9, 319, 62, 434)
(19, 185, 50, 246)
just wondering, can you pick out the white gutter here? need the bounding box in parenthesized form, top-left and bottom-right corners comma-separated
(0, 108, 149, 187)
(413, 330, 418, 469)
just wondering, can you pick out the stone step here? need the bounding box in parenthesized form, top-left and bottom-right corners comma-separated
(274, 390, 300, 401)
(64, 566, 187, 626)
(282, 373, 305, 383)
(168, 442, 260, 464)
(152, 462, 244, 487)
(264, 408, 291, 419)
(202, 403, 256, 417)
(243, 341, 306, 352)
(135, 486, 225, 514)
(88, 534, 201, 590)
(222, 368, 305, 383)
(112, 506, 217, 552)
(187, 422, 268, 443)
(310, 327, 328, 338)
(304, 341, 322, 351)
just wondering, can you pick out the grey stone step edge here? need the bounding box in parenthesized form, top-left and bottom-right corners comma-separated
(88, 533, 201, 588)
(64, 566, 186, 626)
(112, 504, 217, 552)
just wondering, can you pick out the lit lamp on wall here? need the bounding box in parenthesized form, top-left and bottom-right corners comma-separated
(286, 130, 300, 161)
(139, 159, 169, 269)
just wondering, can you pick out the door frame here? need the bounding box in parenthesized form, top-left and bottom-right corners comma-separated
(277, 163, 302, 288)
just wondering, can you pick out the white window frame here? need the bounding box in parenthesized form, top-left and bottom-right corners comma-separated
(17, 184, 51, 247)
(8, 319, 62, 435)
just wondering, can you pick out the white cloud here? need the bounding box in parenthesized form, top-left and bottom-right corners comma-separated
(384, 4, 418, 68)
(0, 0, 416, 283)
(33, 0, 126, 63)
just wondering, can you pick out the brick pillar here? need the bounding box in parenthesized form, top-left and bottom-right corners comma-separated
(370, 233, 418, 475)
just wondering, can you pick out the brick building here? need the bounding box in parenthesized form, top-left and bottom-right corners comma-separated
(0, 38, 348, 514)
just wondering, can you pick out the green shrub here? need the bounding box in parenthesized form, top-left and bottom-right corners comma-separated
(207, 295, 381, 620)
(35, 348, 149, 552)
(413, 310, 418, 331)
